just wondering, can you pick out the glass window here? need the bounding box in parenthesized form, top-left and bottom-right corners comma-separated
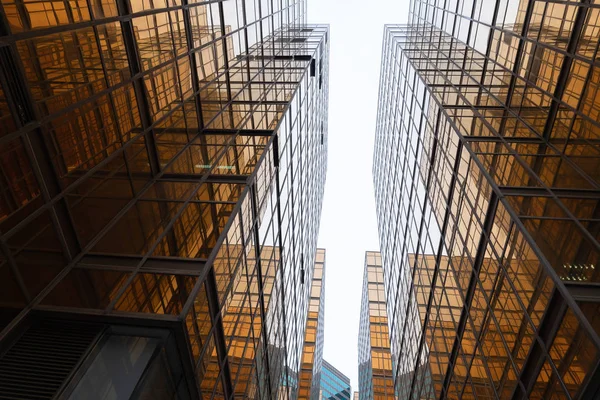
(68, 335, 159, 400)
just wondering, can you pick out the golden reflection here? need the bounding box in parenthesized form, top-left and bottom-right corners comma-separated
(298, 249, 325, 399)
(359, 251, 395, 398)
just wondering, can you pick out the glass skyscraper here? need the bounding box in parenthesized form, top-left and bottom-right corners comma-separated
(374, 0, 600, 399)
(298, 248, 326, 400)
(320, 359, 351, 400)
(0, 0, 329, 397)
(357, 251, 394, 399)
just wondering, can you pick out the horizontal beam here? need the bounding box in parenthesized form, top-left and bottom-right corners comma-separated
(564, 282, 600, 303)
(161, 173, 249, 184)
(77, 254, 208, 274)
(134, 127, 275, 137)
(498, 186, 600, 199)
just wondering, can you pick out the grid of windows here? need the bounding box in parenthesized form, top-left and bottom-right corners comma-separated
(374, 0, 600, 399)
(357, 251, 395, 399)
(320, 359, 351, 400)
(0, 0, 329, 397)
(298, 248, 326, 400)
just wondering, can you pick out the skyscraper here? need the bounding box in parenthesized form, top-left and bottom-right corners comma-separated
(0, 0, 329, 397)
(357, 251, 394, 399)
(298, 248, 326, 400)
(374, 0, 600, 399)
(320, 359, 351, 400)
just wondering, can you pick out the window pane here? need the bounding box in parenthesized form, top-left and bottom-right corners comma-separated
(69, 335, 159, 400)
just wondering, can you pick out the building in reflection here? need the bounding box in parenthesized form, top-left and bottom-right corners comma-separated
(320, 359, 351, 400)
(357, 251, 395, 399)
(0, 0, 329, 397)
(374, 0, 600, 399)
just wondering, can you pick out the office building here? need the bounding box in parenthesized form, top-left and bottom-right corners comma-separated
(320, 359, 351, 400)
(298, 248, 326, 399)
(0, 0, 329, 397)
(374, 0, 600, 399)
(353, 392, 359, 400)
(357, 251, 395, 399)
(280, 250, 325, 400)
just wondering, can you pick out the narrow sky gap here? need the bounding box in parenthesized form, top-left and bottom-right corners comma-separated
(309, 0, 410, 391)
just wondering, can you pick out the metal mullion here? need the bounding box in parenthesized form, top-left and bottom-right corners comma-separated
(441, 192, 499, 398)
(203, 99, 288, 105)
(71, 35, 112, 164)
(162, 173, 249, 184)
(248, 183, 273, 399)
(410, 27, 600, 243)
(535, 201, 600, 396)
(232, 211, 261, 397)
(179, 133, 277, 316)
(526, 3, 591, 203)
(181, 0, 204, 131)
(30, 135, 235, 317)
(215, 0, 234, 129)
(460, 222, 521, 398)
(204, 266, 233, 399)
(212, 2, 296, 45)
(0, 42, 82, 263)
(414, 0, 593, 62)
(508, 288, 569, 400)
(272, 129, 291, 387)
(409, 120, 464, 399)
(412, 2, 600, 120)
(89, 22, 138, 197)
(200, 57, 295, 132)
(116, 0, 162, 178)
(540, 322, 587, 399)
(394, 108, 439, 396)
(562, 62, 600, 156)
(3, 51, 186, 139)
(0, 2, 233, 44)
(498, 187, 600, 354)
(285, 103, 301, 376)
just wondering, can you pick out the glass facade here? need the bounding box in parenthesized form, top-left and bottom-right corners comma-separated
(320, 359, 351, 400)
(0, 0, 329, 396)
(298, 248, 326, 400)
(374, 0, 600, 399)
(357, 251, 395, 399)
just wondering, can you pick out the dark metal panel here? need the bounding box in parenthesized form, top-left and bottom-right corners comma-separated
(161, 173, 250, 184)
(0, 318, 104, 400)
(565, 283, 600, 303)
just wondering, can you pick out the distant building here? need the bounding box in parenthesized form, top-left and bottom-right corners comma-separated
(299, 249, 327, 399)
(320, 359, 352, 399)
(357, 251, 395, 399)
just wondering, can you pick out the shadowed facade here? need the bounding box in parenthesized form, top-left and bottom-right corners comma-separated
(0, 0, 329, 397)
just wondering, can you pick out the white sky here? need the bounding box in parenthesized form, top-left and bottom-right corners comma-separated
(308, 0, 410, 392)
